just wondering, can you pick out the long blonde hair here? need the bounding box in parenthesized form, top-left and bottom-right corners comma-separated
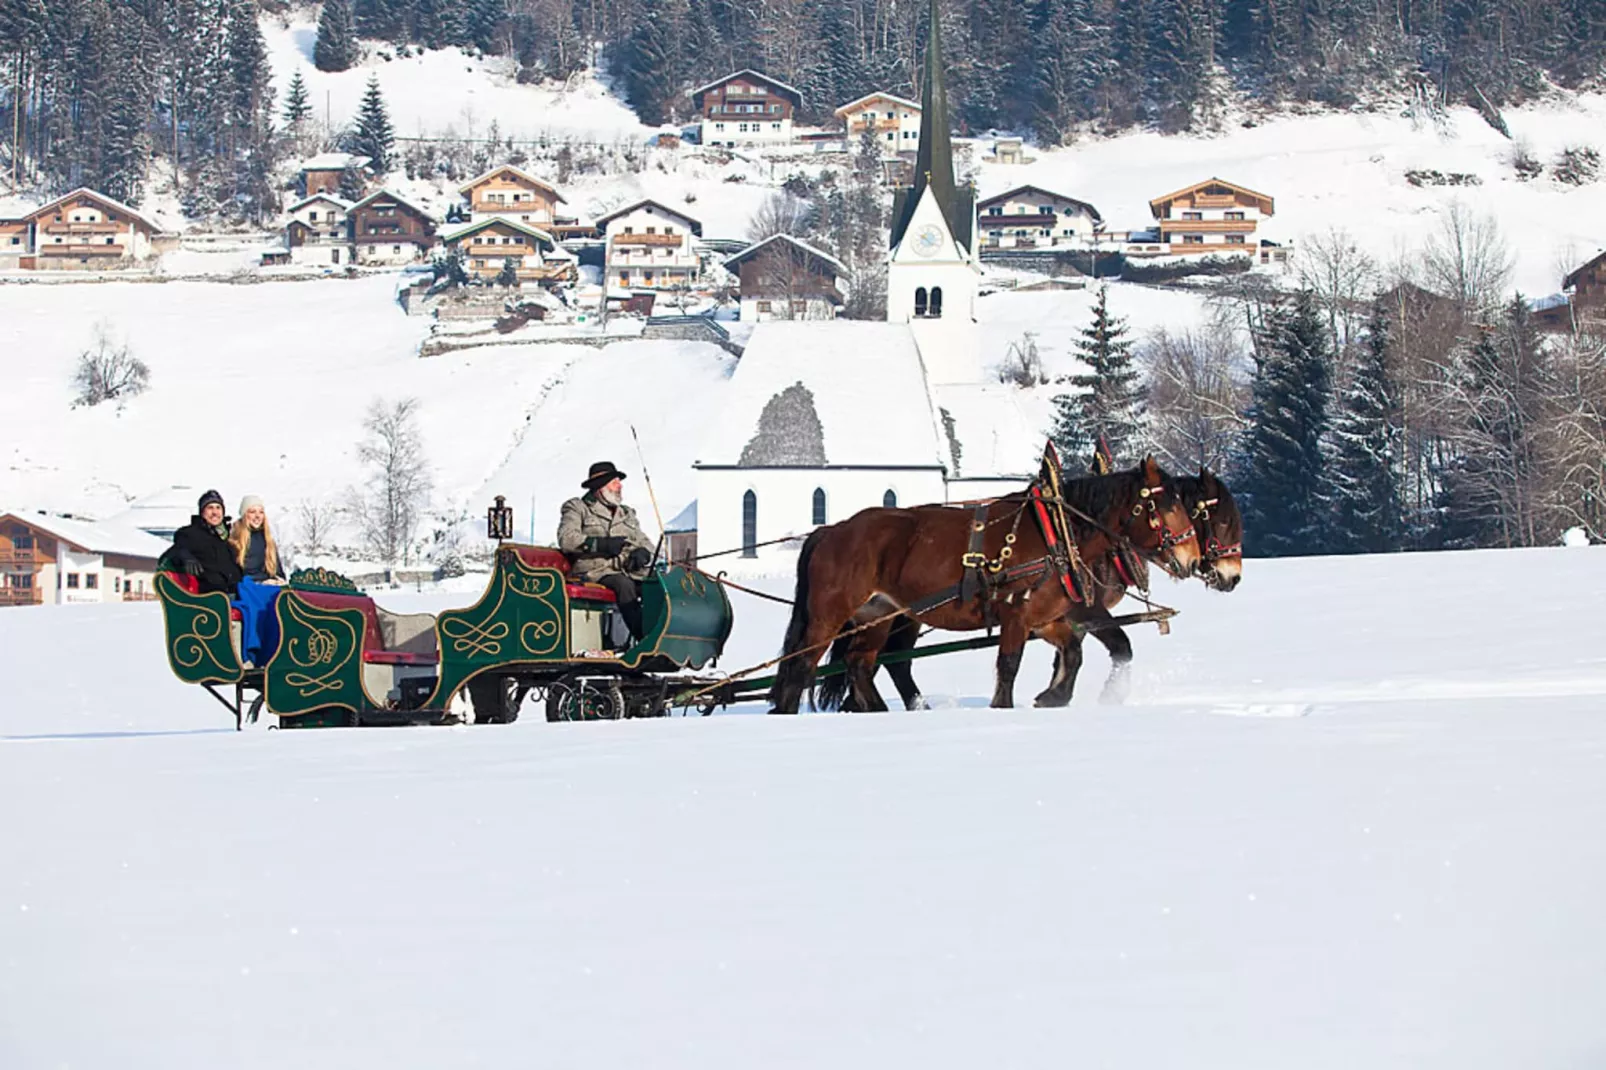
(229, 512, 280, 577)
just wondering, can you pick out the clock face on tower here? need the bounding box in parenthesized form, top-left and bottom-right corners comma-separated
(912, 223, 945, 258)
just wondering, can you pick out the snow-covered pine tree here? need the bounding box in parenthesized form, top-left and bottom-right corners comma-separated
(1324, 299, 1405, 554)
(410, 0, 462, 50)
(351, 73, 395, 174)
(1049, 285, 1145, 463)
(314, 0, 360, 72)
(461, 0, 506, 54)
(283, 70, 312, 125)
(353, 0, 404, 43)
(1238, 289, 1334, 556)
(226, 0, 277, 221)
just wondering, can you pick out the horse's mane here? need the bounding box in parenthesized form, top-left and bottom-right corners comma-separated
(1175, 474, 1243, 538)
(1057, 467, 1171, 537)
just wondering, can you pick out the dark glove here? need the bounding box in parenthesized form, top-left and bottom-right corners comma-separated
(182, 559, 204, 577)
(625, 547, 653, 572)
(586, 536, 626, 557)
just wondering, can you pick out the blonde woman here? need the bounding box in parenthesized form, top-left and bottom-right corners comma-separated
(229, 495, 285, 584)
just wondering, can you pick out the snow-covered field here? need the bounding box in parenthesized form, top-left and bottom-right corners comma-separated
(2, 545, 1605, 1067)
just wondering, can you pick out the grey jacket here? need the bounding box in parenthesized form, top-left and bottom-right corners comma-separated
(557, 492, 653, 581)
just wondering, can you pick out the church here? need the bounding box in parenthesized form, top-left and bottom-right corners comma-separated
(692, 0, 1039, 563)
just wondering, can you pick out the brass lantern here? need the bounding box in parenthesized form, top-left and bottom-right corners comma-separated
(487, 495, 514, 542)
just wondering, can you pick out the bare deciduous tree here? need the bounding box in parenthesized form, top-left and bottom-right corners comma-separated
(1543, 331, 1606, 541)
(997, 331, 1046, 387)
(1295, 227, 1377, 361)
(747, 192, 812, 242)
(747, 240, 837, 320)
(72, 322, 150, 409)
(1141, 326, 1251, 473)
(1417, 201, 1513, 316)
(351, 397, 433, 575)
(290, 498, 341, 564)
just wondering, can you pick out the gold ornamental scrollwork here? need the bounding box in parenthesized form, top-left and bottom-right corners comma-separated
(519, 618, 561, 655)
(282, 598, 358, 697)
(173, 606, 229, 673)
(441, 617, 510, 657)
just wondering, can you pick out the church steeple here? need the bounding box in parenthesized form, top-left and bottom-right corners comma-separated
(889, 0, 973, 255)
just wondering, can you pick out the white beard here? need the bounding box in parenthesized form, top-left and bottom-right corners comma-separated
(597, 486, 622, 507)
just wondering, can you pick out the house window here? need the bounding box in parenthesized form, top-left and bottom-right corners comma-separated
(771, 123, 780, 131)
(1039, 205, 1053, 214)
(646, 227, 656, 234)
(1041, 229, 1052, 237)
(1225, 211, 1245, 220)
(114, 576, 121, 593)
(886, 132, 895, 141)
(309, 211, 319, 221)
(85, 574, 98, 589)
(66, 573, 79, 588)
(104, 237, 114, 245)
(988, 207, 1002, 215)
(623, 226, 633, 234)
(1182, 211, 1203, 220)
(741, 491, 758, 557)
(812, 487, 827, 526)
(9, 573, 32, 589)
(929, 287, 943, 317)
(914, 287, 927, 317)
(1182, 235, 1204, 244)
(883, 489, 897, 508)
(757, 300, 772, 312)
(12, 534, 32, 550)
(1226, 234, 1246, 244)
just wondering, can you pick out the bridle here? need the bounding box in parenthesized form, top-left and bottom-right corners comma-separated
(1188, 494, 1242, 565)
(1131, 482, 1198, 577)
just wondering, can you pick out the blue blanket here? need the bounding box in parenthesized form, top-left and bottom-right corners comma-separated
(232, 578, 282, 668)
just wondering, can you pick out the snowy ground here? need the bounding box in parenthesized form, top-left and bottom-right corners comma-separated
(2, 545, 1605, 1067)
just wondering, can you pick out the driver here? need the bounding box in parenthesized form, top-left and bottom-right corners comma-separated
(557, 461, 655, 641)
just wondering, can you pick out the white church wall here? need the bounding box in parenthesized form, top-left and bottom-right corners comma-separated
(695, 467, 947, 560)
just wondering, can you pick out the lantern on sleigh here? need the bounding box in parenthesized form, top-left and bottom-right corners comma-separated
(486, 495, 514, 542)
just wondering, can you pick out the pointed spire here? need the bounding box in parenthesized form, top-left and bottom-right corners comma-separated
(914, 0, 957, 231)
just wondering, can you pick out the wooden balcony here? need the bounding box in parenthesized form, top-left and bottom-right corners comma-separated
(1161, 219, 1258, 235)
(0, 587, 41, 607)
(122, 590, 159, 602)
(41, 221, 122, 235)
(982, 213, 1056, 229)
(1191, 193, 1239, 208)
(0, 549, 36, 566)
(612, 232, 684, 248)
(38, 242, 126, 256)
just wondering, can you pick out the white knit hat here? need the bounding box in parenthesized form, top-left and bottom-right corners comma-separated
(239, 494, 265, 514)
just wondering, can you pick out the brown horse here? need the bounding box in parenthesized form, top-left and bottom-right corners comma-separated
(817, 468, 1243, 712)
(767, 458, 1201, 713)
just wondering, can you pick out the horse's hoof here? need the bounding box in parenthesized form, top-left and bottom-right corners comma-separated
(766, 707, 798, 715)
(1033, 692, 1072, 708)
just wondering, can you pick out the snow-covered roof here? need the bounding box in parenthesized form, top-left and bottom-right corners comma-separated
(665, 500, 697, 532)
(723, 233, 846, 275)
(285, 193, 352, 213)
(1148, 177, 1274, 216)
(978, 185, 1104, 225)
(834, 91, 921, 117)
(349, 189, 435, 220)
(300, 153, 371, 171)
(440, 217, 554, 246)
(1530, 292, 1570, 312)
(456, 165, 566, 202)
(696, 322, 946, 470)
(106, 485, 199, 535)
(929, 384, 1042, 481)
(593, 199, 703, 235)
(691, 70, 803, 107)
(24, 187, 161, 233)
(0, 510, 171, 560)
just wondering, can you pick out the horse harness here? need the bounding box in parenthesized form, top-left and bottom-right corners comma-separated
(1190, 495, 1242, 564)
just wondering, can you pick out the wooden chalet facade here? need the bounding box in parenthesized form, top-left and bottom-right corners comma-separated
(349, 190, 436, 265)
(282, 193, 353, 266)
(459, 165, 566, 225)
(0, 188, 162, 271)
(1146, 178, 1274, 256)
(978, 186, 1104, 250)
(1566, 251, 1606, 310)
(0, 512, 169, 607)
(596, 200, 703, 291)
(694, 70, 802, 146)
(834, 92, 922, 150)
(1533, 251, 1606, 332)
(724, 234, 844, 321)
(441, 217, 575, 284)
(298, 153, 370, 198)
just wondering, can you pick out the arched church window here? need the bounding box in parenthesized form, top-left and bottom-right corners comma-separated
(883, 489, 898, 508)
(929, 287, 943, 317)
(914, 287, 928, 317)
(811, 487, 827, 526)
(742, 490, 758, 557)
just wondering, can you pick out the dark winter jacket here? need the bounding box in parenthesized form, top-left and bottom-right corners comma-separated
(165, 515, 244, 595)
(241, 529, 283, 582)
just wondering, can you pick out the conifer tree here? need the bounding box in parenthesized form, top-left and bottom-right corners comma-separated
(1238, 289, 1333, 556)
(283, 69, 312, 125)
(1050, 286, 1146, 462)
(351, 73, 395, 173)
(314, 0, 359, 72)
(1325, 299, 1405, 554)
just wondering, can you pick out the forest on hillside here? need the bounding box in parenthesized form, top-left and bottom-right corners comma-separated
(2, 0, 1605, 214)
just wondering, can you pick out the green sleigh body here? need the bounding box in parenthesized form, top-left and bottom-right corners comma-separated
(157, 548, 733, 728)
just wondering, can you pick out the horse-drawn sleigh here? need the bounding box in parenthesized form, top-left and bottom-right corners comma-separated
(156, 448, 1241, 727)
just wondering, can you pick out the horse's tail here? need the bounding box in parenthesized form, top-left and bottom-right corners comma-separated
(812, 628, 856, 711)
(768, 528, 824, 710)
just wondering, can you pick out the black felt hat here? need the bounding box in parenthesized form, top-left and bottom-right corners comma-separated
(582, 461, 627, 490)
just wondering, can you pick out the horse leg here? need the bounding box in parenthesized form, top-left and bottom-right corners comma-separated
(990, 616, 1029, 709)
(1093, 623, 1134, 705)
(881, 614, 927, 710)
(1032, 619, 1085, 708)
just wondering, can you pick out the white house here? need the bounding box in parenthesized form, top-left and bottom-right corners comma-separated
(977, 185, 1104, 250)
(1144, 177, 1275, 256)
(834, 91, 922, 151)
(282, 193, 353, 266)
(0, 511, 171, 606)
(4, 188, 163, 270)
(692, 2, 1039, 563)
(595, 200, 702, 291)
(458, 165, 566, 226)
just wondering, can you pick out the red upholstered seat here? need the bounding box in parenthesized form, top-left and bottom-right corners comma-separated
(510, 546, 618, 604)
(296, 590, 439, 666)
